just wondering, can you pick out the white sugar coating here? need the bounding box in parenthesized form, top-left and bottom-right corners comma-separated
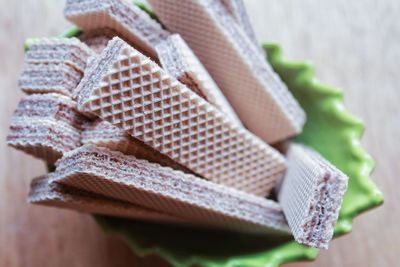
(26, 37, 94, 72)
(76, 37, 286, 196)
(19, 63, 83, 96)
(220, 0, 264, 56)
(7, 118, 81, 164)
(64, 0, 171, 59)
(278, 143, 348, 249)
(13, 93, 87, 130)
(29, 174, 184, 223)
(82, 120, 197, 174)
(156, 34, 242, 126)
(52, 144, 290, 235)
(148, 0, 306, 143)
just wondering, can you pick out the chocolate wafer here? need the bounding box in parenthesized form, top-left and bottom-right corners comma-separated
(7, 94, 84, 164)
(278, 143, 348, 249)
(76, 37, 286, 196)
(64, 0, 170, 59)
(25, 37, 93, 73)
(82, 120, 193, 173)
(19, 63, 82, 96)
(52, 144, 290, 235)
(148, 0, 306, 143)
(156, 34, 242, 125)
(29, 174, 184, 223)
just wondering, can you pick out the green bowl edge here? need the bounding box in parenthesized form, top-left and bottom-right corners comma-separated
(27, 5, 383, 266)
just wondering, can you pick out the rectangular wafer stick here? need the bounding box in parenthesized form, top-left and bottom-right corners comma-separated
(64, 0, 171, 59)
(82, 120, 194, 174)
(52, 144, 290, 235)
(19, 63, 83, 96)
(7, 94, 85, 164)
(76, 37, 286, 196)
(156, 34, 242, 126)
(29, 174, 184, 223)
(148, 0, 306, 143)
(220, 0, 263, 55)
(278, 143, 348, 249)
(25, 37, 93, 73)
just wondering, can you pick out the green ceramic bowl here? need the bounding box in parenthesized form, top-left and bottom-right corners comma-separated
(25, 3, 383, 266)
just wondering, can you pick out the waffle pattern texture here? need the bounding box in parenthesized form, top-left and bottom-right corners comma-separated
(29, 175, 183, 223)
(82, 120, 194, 173)
(64, 0, 171, 59)
(148, 0, 306, 144)
(156, 34, 242, 126)
(52, 145, 290, 235)
(278, 143, 348, 249)
(6, 94, 84, 164)
(76, 37, 286, 196)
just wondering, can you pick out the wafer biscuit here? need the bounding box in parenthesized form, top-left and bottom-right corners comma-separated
(148, 0, 306, 143)
(7, 94, 84, 163)
(220, 0, 263, 55)
(52, 144, 290, 235)
(19, 63, 82, 96)
(78, 28, 117, 53)
(7, 118, 81, 164)
(64, 0, 170, 59)
(156, 34, 242, 125)
(76, 37, 286, 196)
(25, 37, 93, 73)
(278, 143, 348, 249)
(82, 120, 193, 173)
(29, 174, 183, 223)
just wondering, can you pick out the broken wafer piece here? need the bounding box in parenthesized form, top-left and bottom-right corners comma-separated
(220, 0, 263, 55)
(19, 63, 82, 96)
(156, 34, 242, 125)
(25, 37, 93, 73)
(82, 120, 193, 173)
(29, 174, 184, 223)
(7, 94, 84, 164)
(278, 143, 348, 249)
(148, 0, 306, 143)
(76, 37, 286, 196)
(64, 0, 170, 59)
(52, 144, 290, 235)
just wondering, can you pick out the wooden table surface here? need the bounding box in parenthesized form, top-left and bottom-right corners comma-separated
(0, 0, 398, 266)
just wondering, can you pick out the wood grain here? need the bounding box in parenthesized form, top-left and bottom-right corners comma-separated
(0, 0, 397, 266)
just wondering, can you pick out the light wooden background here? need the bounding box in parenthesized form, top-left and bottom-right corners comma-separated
(0, 0, 398, 266)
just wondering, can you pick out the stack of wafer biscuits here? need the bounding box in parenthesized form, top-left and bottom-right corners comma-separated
(6, 0, 350, 249)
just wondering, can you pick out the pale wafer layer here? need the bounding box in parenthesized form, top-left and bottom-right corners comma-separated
(25, 37, 93, 72)
(7, 118, 81, 164)
(82, 120, 194, 174)
(220, 0, 264, 56)
(19, 63, 82, 96)
(156, 34, 242, 126)
(12, 93, 87, 130)
(148, 0, 306, 143)
(76, 37, 286, 196)
(52, 145, 290, 235)
(29, 174, 184, 223)
(64, 0, 170, 59)
(278, 143, 348, 249)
